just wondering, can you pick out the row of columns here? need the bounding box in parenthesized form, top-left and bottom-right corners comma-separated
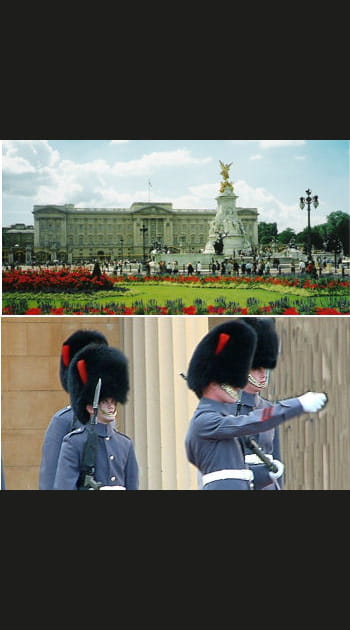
(122, 317, 209, 489)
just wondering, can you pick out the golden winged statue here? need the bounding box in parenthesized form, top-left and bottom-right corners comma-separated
(219, 161, 234, 193)
(219, 160, 233, 181)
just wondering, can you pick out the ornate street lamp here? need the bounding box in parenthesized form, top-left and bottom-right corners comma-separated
(299, 188, 319, 260)
(120, 237, 124, 261)
(140, 223, 148, 264)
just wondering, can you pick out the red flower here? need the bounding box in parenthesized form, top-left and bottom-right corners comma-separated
(315, 308, 341, 315)
(182, 306, 197, 314)
(282, 308, 300, 315)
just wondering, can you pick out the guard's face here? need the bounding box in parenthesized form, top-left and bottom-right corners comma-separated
(98, 398, 117, 423)
(86, 397, 118, 424)
(246, 368, 270, 392)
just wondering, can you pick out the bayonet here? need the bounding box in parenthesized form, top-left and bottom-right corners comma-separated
(91, 377, 101, 424)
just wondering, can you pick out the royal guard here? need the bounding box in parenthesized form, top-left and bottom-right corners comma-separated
(39, 329, 109, 490)
(239, 317, 284, 490)
(185, 319, 328, 490)
(54, 343, 139, 490)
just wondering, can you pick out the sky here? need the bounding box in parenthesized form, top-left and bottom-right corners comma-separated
(1, 139, 349, 234)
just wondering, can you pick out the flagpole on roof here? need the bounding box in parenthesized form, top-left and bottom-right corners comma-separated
(148, 179, 152, 202)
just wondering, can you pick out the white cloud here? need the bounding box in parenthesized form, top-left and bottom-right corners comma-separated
(109, 149, 212, 176)
(2, 140, 60, 173)
(232, 179, 326, 233)
(250, 154, 262, 160)
(259, 140, 306, 149)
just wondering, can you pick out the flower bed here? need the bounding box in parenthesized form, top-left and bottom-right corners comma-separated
(2, 296, 349, 316)
(2, 269, 349, 315)
(2, 267, 115, 292)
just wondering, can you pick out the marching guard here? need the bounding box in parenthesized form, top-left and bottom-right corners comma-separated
(239, 317, 284, 490)
(185, 319, 328, 490)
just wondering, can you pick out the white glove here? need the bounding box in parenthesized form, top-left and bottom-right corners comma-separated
(268, 459, 284, 481)
(298, 392, 328, 413)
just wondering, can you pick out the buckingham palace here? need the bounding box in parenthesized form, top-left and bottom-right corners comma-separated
(31, 201, 258, 263)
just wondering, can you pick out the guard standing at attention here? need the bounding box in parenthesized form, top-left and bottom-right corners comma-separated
(54, 343, 139, 490)
(39, 329, 109, 490)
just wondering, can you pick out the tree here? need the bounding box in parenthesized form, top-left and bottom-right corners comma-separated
(258, 222, 277, 245)
(296, 226, 325, 252)
(277, 228, 297, 245)
(325, 212, 350, 256)
(324, 235, 343, 268)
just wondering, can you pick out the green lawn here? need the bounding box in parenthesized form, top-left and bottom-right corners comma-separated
(3, 281, 346, 314)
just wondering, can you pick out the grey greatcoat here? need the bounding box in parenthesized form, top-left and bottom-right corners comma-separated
(236, 391, 283, 490)
(185, 395, 303, 490)
(54, 421, 139, 490)
(39, 405, 83, 490)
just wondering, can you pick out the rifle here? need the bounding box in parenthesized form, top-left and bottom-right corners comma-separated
(244, 436, 279, 474)
(78, 377, 103, 490)
(244, 436, 281, 490)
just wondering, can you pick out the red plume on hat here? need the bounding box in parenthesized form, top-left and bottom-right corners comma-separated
(59, 329, 108, 392)
(186, 319, 257, 398)
(68, 344, 129, 424)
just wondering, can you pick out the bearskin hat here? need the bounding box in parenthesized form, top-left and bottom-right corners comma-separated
(240, 317, 279, 369)
(186, 319, 258, 398)
(59, 329, 108, 392)
(67, 343, 129, 425)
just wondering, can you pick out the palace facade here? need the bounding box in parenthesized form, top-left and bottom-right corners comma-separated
(2, 223, 35, 265)
(31, 202, 258, 263)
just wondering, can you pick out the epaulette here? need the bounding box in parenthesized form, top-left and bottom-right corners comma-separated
(113, 427, 131, 441)
(66, 426, 86, 438)
(56, 405, 72, 417)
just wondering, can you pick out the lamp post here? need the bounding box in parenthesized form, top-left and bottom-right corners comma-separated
(299, 188, 319, 261)
(140, 223, 148, 264)
(120, 237, 124, 260)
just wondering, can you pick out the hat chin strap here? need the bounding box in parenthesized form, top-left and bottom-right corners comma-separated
(248, 369, 270, 389)
(220, 384, 241, 401)
(98, 404, 117, 421)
